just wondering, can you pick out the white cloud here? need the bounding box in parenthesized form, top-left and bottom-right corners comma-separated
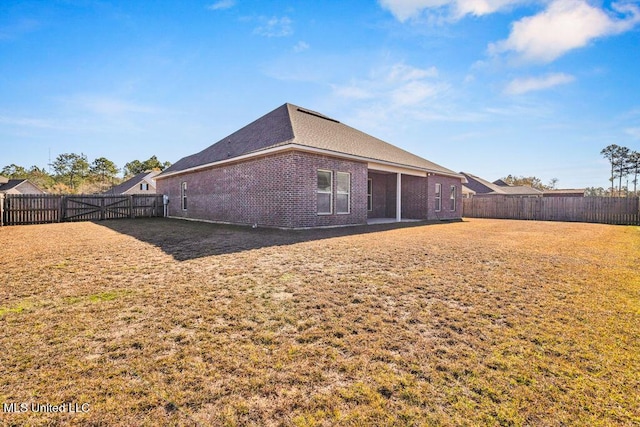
(490, 0, 640, 63)
(253, 16, 293, 37)
(332, 63, 444, 107)
(0, 115, 67, 130)
(67, 95, 159, 116)
(626, 127, 640, 140)
(391, 80, 441, 105)
(293, 41, 310, 53)
(378, 0, 450, 21)
(332, 85, 374, 100)
(504, 72, 575, 95)
(388, 63, 438, 81)
(454, 0, 522, 17)
(206, 0, 236, 11)
(378, 0, 524, 21)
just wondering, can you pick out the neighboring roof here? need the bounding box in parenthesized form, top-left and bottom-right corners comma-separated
(498, 186, 542, 195)
(460, 172, 503, 194)
(159, 103, 462, 179)
(0, 179, 45, 194)
(461, 172, 543, 196)
(105, 171, 159, 194)
(0, 179, 28, 192)
(461, 185, 476, 195)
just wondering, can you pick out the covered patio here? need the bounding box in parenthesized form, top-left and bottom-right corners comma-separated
(367, 163, 431, 223)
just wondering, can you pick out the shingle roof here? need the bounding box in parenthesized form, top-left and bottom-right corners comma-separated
(499, 186, 542, 195)
(461, 172, 542, 196)
(460, 172, 501, 194)
(159, 103, 461, 178)
(105, 171, 159, 194)
(0, 179, 27, 192)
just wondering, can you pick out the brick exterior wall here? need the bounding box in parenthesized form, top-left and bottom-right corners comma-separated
(426, 175, 463, 220)
(156, 150, 461, 228)
(156, 151, 368, 229)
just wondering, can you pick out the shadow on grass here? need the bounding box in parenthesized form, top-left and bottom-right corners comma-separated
(95, 217, 460, 261)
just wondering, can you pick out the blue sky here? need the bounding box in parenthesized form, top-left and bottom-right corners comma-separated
(1, 0, 639, 188)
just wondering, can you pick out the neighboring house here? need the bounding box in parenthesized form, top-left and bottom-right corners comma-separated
(104, 171, 160, 195)
(156, 103, 466, 229)
(461, 172, 543, 197)
(0, 176, 45, 194)
(461, 186, 476, 199)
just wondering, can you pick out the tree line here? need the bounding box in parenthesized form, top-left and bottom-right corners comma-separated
(600, 144, 640, 197)
(500, 145, 640, 197)
(498, 175, 559, 190)
(1, 154, 171, 194)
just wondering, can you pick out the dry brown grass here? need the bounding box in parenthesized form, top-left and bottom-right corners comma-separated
(1, 218, 638, 426)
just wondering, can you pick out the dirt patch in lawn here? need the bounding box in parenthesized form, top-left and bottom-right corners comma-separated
(1, 218, 638, 426)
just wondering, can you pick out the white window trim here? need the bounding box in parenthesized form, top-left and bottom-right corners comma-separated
(336, 172, 351, 215)
(181, 181, 187, 211)
(450, 185, 456, 211)
(435, 183, 442, 212)
(367, 178, 373, 212)
(317, 169, 333, 215)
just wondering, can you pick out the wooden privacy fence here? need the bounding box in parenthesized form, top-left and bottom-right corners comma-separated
(462, 196, 640, 225)
(1, 194, 164, 226)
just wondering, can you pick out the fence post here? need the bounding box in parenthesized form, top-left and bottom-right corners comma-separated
(129, 195, 134, 219)
(60, 196, 66, 222)
(0, 193, 4, 226)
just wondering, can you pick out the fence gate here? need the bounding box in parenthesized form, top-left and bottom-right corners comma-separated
(63, 195, 132, 222)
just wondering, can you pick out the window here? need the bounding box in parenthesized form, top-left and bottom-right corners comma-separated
(367, 179, 373, 211)
(317, 170, 332, 214)
(450, 185, 457, 211)
(181, 181, 187, 210)
(140, 183, 149, 191)
(435, 183, 441, 212)
(336, 172, 351, 214)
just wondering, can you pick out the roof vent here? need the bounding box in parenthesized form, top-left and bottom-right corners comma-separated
(297, 108, 340, 123)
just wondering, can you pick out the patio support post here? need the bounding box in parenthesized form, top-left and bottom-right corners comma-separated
(396, 172, 402, 222)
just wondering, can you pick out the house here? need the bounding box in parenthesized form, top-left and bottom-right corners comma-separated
(0, 176, 45, 194)
(156, 103, 465, 229)
(104, 171, 160, 195)
(461, 172, 543, 197)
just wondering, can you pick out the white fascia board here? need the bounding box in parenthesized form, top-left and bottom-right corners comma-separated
(367, 162, 426, 177)
(155, 143, 463, 181)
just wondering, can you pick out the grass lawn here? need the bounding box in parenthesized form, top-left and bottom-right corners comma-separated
(1, 218, 638, 426)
